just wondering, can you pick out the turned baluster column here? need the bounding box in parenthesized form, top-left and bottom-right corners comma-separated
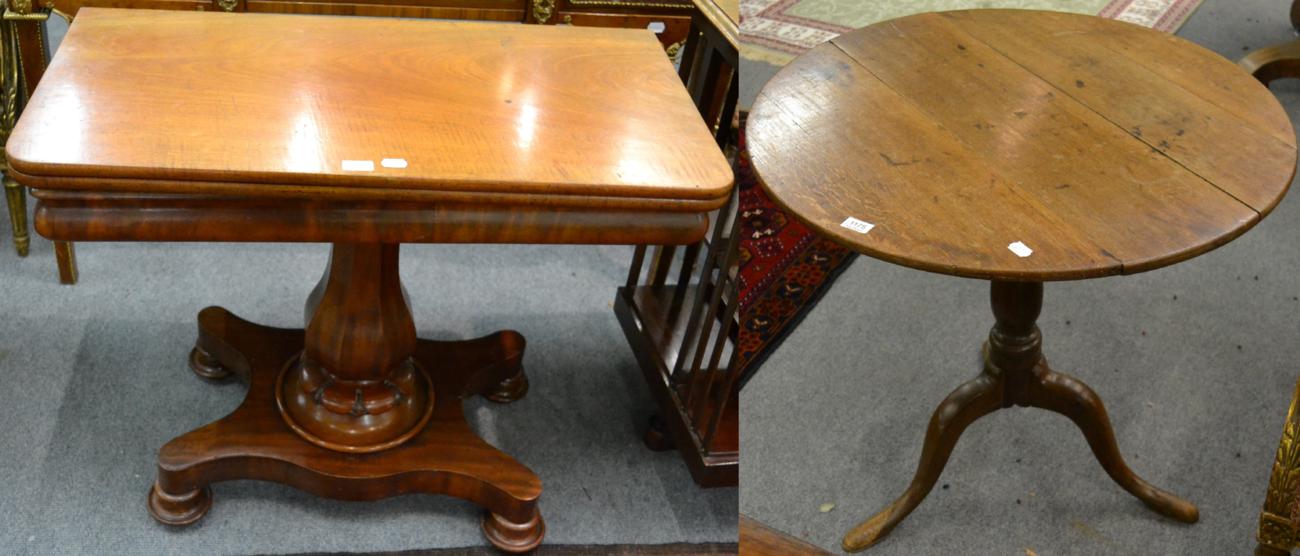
(986, 280, 1044, 406)
(277, 243, 434, 453)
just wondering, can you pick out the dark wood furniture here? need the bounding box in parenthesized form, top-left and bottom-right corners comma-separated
(616, 0, 738, 487)
(739, 515, 830, 556)
(1240, 0, 1300, 85)
(1257, 372, 1300, 556)
(747, 9, 1296, 552)
(532, 0, 693, 50)
(0, 0, 693, 284)
(7, 9, 731, 551)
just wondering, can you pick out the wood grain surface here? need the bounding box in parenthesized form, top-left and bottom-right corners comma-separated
(747, 9, 1297, 281)
(30, 190, 711, 244)
(6, 9, 732, 206)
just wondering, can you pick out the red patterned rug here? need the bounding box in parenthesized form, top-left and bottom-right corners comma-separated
(740, 0, 1206, 65)
(736, 127, 854, 378)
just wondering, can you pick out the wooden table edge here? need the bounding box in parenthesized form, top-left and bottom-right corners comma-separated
(6, 157, 736, 207)
(13, 168, 734, 213)
(31, 189, 717, 246)
(749, 155, 1293, 281)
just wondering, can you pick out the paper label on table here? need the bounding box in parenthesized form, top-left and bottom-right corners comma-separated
(381, 158, 408, 169)
(840, 217, 874, 234)
(341, 159, 374, 172)
(1008, 241, 1033, 257)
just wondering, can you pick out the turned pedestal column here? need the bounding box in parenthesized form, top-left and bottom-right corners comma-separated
(286, 244, 432, 452)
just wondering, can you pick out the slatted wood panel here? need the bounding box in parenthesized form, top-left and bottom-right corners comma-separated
(615, 0, 738, 487)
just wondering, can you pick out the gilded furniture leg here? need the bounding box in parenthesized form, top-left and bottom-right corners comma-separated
(2, 9, 78, 281)
(0, 18, 25, 257)
(844, 281, 1196, 551)
(1256, 373, 1300, 553)
(3, 173, 26, 256)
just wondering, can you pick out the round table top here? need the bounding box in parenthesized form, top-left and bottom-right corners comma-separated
(747, 9, 1298, 281)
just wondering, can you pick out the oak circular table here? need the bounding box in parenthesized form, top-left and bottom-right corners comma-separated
(747, 9, 1297, 552)
(6, 9, 732, 553)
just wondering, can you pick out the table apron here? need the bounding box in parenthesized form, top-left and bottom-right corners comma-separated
(32, 194, 710, 245)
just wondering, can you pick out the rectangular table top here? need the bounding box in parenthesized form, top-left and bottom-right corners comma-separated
(6, 9, 732, 207)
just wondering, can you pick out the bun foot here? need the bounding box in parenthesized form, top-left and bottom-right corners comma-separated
(643, 414, 675, 452)
(147, 482, 212, 526)
(188, 346, 230, 380)
(481, 509, 545, 553)
(485, 368, 529, 404)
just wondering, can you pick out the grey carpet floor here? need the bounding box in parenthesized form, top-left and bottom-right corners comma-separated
(0, 239, 737, 555)
(739, 0, 1300, 554)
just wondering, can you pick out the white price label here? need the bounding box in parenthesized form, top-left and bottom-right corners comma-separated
(341, 159, 374, 172)
(840, 217, 875, 234)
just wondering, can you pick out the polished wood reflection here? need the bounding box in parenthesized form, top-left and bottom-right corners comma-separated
(7, 9, 732, 205)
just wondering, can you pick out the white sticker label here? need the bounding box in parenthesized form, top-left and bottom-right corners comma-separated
(1008, 241, 1033, 257)
(647, 21, 666, 34)
(840, 217, 874, 234)
(381, 158, 408, 169)
(341, 160, 374, 172)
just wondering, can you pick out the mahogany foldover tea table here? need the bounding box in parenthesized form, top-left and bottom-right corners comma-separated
(5, 9, 732, 552)
(747, 9, 1297, 551)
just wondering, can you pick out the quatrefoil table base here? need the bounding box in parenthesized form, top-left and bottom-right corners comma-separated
(146, 303, 544, 553)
